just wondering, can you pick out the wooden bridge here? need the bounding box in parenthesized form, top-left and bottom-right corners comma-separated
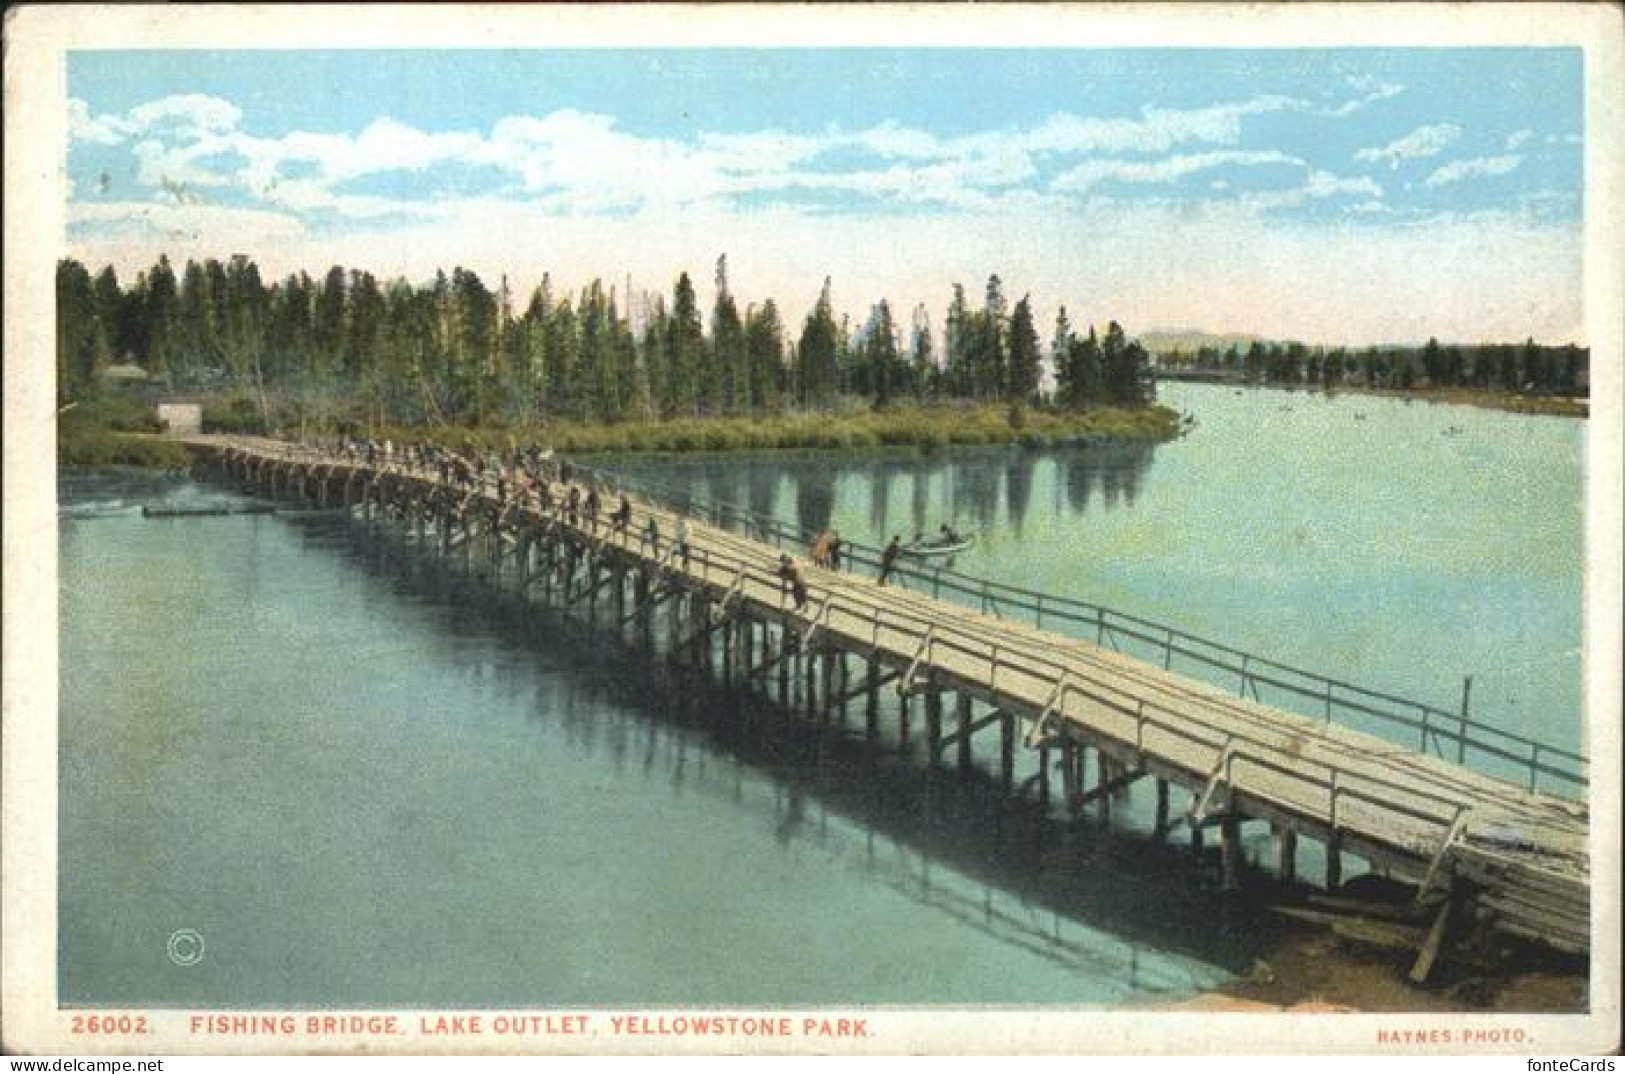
(186, 435, 1591, 977)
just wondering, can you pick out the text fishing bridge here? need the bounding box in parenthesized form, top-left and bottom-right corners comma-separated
(190, 435, 1591, 976)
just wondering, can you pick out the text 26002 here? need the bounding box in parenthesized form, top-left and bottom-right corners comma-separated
(71, 1014, 150, 1035)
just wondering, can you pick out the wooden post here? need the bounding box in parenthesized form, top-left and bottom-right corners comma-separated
(1097, 752, 1113, 824)
(777, 630, 791, 705)
(1189, 816, 1205, 860)
(1221, 815, 1243, 891)
(1038, 743, 1051, 809)
(722, 604, 735, 683)
(1325, 834, 1343, 891)
(865, 659, 879, 741)
(956, 693, 973, 774)
(836, 653, 849, 730)
(1275, 825, 1297, 885)
(899, 691, 911, 747)
(1062, 741, 1080, 819)
(821, 649, 836, 728)
(1153, 779, 1171, 841)
(516, 536, 532, 590)
(925, 689, 943, 765)
(999, 712, 1015, 792)
(804, 646, 818, 720)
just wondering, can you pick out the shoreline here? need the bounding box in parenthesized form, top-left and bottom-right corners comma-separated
(1169, 917, 1588, 1015)
(1161, 378, 1588, 419)
(61, 401, 1184, 470)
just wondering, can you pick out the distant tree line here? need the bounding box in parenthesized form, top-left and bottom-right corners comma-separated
(56, 254, 1156, 428)
(1160, 337, 1589, 396)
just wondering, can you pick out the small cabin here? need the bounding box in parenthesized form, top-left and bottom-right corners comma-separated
(156, 402, 203, 435)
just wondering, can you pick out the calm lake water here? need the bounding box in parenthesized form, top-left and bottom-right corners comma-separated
(58, 383, 1584, 1007)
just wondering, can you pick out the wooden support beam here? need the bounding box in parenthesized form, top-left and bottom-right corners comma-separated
(1097, 751, 1114, 824)
(566, 562, 619, 609)
(1153, 779, 1171, 840)
(1408, 894, 1455, 984)
(1038, 743, 1051, 808)
(935, 708, 1009, 755)
(957, 693, 973, 774)
(1062, 742, 1080, 818)
(865, 659, 880, 741)
(924, 690, 943, 765)
(1276, 825, 1298, 886)
(777, 631, 791, 704)
(1074, 764, 1147, 807)
(1221, 815, 1243, 892)
(999, 712, 1015, 791)
(824, 666, 902, 714)
(1326, 834, 1344, 891)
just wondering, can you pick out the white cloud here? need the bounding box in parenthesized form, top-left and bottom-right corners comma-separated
(66, 98, 132, 145)
(1505, 129, 1535, 151)
(1424, 154, 1523, 187)
(126, 93, 242, 136)
(1053, 150, 1300, 192)
(1325, 77, 1404, 117)
(1355, 123, 1461, 169)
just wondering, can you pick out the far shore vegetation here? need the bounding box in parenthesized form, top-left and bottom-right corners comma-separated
(57, 253, 1174, 466)
(1154, 336, 1589, 418)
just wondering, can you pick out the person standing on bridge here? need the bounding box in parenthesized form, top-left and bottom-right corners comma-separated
(642, 516, 661, 556)
(877, 535, 902, 586)
(777, 554, 809, 611)
(674, 516, 691, 568)
(583, 486, 601, 532)
(611, 494, 633, 535)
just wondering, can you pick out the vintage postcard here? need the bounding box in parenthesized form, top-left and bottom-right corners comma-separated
(4, 2, 1621, 1058)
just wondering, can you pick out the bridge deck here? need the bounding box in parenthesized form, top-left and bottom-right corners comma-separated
(191, 435, 1591, 957)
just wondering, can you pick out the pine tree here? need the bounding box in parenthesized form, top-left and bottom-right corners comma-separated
(1006, 295, 1041, 403)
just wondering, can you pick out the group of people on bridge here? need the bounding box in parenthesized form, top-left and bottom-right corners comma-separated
(313, 434, 942, 615)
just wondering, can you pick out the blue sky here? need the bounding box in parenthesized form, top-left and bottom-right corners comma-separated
(65, 49, 1585, 344)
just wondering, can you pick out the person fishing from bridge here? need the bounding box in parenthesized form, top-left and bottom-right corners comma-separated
(674, 515, 691, 568)
(642, 515, 661, 556)
(777, 554, 810, 612)
(583, 486, 601, 531)
(811, 530, 833, 568)
(878, 535, 903, 586)
(611, 493, 633, 536)
(829, 531, 845, 572)
(565, 485, 581, 527)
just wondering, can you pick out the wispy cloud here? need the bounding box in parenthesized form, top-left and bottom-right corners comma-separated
(1051, 150, 1300, 192)
(1424, 154, 1523, 187)
(1355, 123, 1461, 169)
(1505, 129, 1535, 151)
(1325, 75, 1404, 117)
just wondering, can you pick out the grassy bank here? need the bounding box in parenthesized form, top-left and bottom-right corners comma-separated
(378, 402, 1182, 457)
(56, 395, 1181, 468)
(57, 396, 195, 468)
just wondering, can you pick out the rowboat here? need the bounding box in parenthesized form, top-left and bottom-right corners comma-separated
(902, 534, 976, 558)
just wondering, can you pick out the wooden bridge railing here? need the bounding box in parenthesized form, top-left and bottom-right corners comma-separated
(562, 460, 1589, 799)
